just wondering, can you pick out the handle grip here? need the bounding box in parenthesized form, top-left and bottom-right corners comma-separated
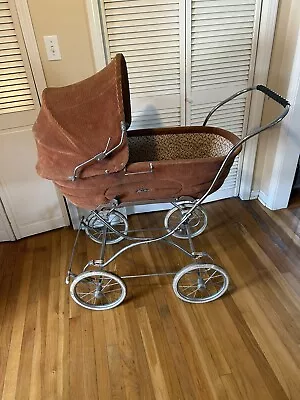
(256, 85, 290, 108)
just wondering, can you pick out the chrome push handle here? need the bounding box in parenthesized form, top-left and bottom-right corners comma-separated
(203, 85, 290, 130)
(199, 85, 290, 206)
(256, 85, 290, 108)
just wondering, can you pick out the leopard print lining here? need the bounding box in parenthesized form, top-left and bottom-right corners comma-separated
(128, 132, 232, 163)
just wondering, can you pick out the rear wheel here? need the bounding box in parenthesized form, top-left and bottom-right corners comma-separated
(164, 201, 207, 239)
(85, 210, 128, 245)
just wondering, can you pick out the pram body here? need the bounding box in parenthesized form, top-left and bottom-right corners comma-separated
(34, 54, 241, 209)
(34, 54, 289, 310)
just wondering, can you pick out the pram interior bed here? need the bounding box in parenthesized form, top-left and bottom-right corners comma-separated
(33, 53, 289, 311)
(34, 54, 241, 209)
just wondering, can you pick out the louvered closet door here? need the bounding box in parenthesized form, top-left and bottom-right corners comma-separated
(0, 0, 39, 128)
(0, 0, 67, 238)
(187, 0, 261, 201)
(100, 0, 184, 129)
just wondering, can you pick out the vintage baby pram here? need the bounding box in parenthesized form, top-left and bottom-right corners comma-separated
(34, 54, 290, 310)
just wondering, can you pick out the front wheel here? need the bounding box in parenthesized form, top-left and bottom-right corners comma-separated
(173, 263, 229, 303)
(70, 270, 127, 310)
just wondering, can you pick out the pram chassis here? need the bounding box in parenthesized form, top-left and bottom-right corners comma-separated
(66, 86, 290, 310)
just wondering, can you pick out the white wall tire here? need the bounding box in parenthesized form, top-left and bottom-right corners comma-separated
(70, 270, 127, 310)
(173, 263, 229, 303)
(85, 210, 128, 245)
(164, 201, 207, 239)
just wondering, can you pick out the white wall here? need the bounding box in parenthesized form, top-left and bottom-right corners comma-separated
(252, 0, 300, 199)
(27, 0, 96, 86)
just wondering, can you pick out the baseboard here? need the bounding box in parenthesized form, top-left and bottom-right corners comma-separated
(249, 189, 269, 207)
(257, 190, 268, 207)
(18, 216, 67, 238)
(126, 203, 173, 215)
(250, 190, 260, 200)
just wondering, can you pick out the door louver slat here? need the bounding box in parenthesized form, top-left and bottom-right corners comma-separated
(0, 0, 34, 116)
(103, 0, 181, 126)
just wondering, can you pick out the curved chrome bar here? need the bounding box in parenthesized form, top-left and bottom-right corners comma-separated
(90, 86, 290, 245)
(203, 87, 255, 126)
(94, 237, 197, 269)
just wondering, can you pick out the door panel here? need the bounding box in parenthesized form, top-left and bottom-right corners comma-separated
(100, 0, 183, 129)
(0, 0, 68, 238)
(0, 127, 67, 238)
(1, 0, 40, 129)
(0, 199, 14, 241)
(187, 0, 261, 200)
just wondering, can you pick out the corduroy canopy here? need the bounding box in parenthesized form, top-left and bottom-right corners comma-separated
(33, 54, 131, 181)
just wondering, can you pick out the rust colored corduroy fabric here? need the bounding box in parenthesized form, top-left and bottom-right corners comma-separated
(34, 54, 130, 181)
(34, 54, 242, 210)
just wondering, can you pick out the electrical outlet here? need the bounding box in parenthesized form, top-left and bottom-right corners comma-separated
(43, 35, 61, 61)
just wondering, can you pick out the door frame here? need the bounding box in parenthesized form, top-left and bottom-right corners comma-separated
(13, 0, 47, 100)
(239, 0, 279, 200)
(85, 0, 279, 201)
(0, 199, 15, 241)
(260, 29, 300, 210)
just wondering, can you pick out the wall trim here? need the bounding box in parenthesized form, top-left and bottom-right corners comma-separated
(249, 189, 267, 205)
(250, 189, 260, 200)
(263, 29, 300, 210)
(85, 0, 106, 71)
(257, 190, 268, 207)
(239, 0, 279, 200)
(0, 198, 15, 241)
(18, 216, 67, 238)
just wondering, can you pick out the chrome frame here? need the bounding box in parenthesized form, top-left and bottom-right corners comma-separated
(66, 86, 290, 284)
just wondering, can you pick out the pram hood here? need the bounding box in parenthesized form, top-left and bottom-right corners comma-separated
(33, 54, 131, 181)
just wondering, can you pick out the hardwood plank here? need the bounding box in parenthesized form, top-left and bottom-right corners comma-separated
(1, 238, 34, 400)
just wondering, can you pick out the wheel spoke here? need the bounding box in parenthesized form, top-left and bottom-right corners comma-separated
(166, 203, 207, 239)
(77, 291, 96, 298)
(181, 272, 197, 286)
(102, 293, 111, 303)
(173, 263, 228, 304)
(179, 285, 197, 293)
(204, 270, 218, 284)
(179, 285, 197, 288)
(102, 278, 113, 290)
(104, 288, 121, 294)
(85, 294, 95, 303)
(210, 279, 224, 285)
(186, 287, 199, 297)
(72, 270, 126, 310)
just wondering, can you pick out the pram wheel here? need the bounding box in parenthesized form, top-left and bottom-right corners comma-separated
(70, 270, 127, 310)
(85, 210, 128, 245)
(164, 201, 207, 239)
(173, 263, 229, 303)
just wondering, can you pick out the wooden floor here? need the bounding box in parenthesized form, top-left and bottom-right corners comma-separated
(1, 198, 300, 400)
